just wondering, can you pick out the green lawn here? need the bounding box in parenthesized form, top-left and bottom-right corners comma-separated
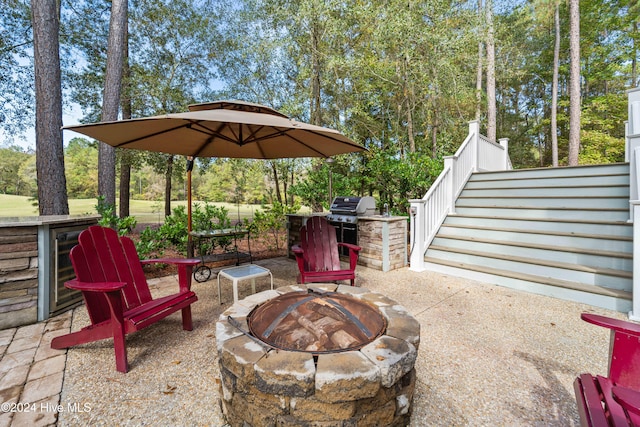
(0, 194, 277, 224)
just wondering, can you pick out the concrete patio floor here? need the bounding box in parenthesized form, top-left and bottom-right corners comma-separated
(0, 257, 627, 426)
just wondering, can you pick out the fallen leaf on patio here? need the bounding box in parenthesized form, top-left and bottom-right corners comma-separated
(377, 356, 386, 361)
(163, 385, 177, 394)
(172, 360, 181, 365)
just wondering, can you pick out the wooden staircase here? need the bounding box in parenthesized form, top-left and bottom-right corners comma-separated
(423, 163, 633, 312)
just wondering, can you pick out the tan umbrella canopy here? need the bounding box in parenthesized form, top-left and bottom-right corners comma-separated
(63, 100, 365, 254)
(187, 100, 289, 117)
(63, 100, 364, 159)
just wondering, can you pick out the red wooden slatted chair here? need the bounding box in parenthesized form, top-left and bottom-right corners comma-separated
(51, 225, 200, 373)
(574, 313, 640, 426)
(291, 216, 361, 286)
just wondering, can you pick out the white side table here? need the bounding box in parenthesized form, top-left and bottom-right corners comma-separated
(217, 264, 273, 304)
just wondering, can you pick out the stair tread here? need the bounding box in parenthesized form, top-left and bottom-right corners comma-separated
(428, 244, 633, 278)
(424, 257, 632, 300)
(440, 223, 632, 242)
(448, 214, 631, 226)
(458, 194, 628, 199)
(456, 205, 628, 211)
(465, 184, 629, 189)
(435, 233, 633, 258)
(469, 174, 629, 183)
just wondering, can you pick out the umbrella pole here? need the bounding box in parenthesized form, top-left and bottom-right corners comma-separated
(187, 157, 194, 258)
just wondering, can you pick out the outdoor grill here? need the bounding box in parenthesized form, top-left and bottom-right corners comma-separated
(326, 196, 376, 224)
(327, 196, 376, 255)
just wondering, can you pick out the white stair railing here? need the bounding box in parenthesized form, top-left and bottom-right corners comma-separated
(627, 88, 640, 321)
(409, 121, 510, 271)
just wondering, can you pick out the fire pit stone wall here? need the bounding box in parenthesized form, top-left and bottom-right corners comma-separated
(215, 283, 420, 427)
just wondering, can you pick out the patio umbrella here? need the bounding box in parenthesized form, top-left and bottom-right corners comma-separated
(63, 100, 365, 254)
(63, 100, 363, 159)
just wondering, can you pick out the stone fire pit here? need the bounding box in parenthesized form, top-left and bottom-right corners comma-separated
(215, 283, 420, 426)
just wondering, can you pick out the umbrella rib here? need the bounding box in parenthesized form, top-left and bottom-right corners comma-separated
(191, 121, 273, 146)
(189, 121, 291, 152)
(258, 129, 356, 157)
(188, 121, 233, 157)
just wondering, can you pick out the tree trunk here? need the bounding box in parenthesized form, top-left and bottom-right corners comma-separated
(633, 19, 638, 87)
(164, 155, 173, 217)
(568, 0, 581, 166)
(119, 159, 131, 217)
(406, 98, 416, 153)
(270, 161, 283, 205)
(99, 0, 128, 207)
(119, 23, 131, 218)
(32, 0, 69, 216)
(290, 167, 295, 206)
(551, 2, 560, 167)
(485, 0, 496, 142)
(475, 0, 483, 122)
(310, 17, 322, 126)
(431, 109, 438, 159)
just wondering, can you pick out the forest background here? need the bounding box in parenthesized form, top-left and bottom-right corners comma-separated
(1, 0, 638, 218)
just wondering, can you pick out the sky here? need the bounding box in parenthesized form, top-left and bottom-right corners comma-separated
(3, 103, 85, 151)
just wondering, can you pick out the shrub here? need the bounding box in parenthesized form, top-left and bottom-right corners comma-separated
(95, 196, 137, 236)
(252, 201, 299, 251)
(135, 203, 233, 258)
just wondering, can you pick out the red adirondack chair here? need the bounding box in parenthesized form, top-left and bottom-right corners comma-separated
(50, 225, 200, 373)
(291, 216, 361, 286)
(574, 313, 640, 426)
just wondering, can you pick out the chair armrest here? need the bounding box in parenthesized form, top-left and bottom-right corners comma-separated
(291, 245, 307, 276)
(581, 313, 640, 337)
(337, 242, 361, 253)
(140, 258, 201, 266)
(141, 258, 200, 293)
(338, 243, 361, 269)
(612, 386, 640, 417)
(292, 245, 305, 261)
(65, 279, 126, 293)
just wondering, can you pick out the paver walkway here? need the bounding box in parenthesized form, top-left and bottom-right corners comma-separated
(0, 312, 71, 427)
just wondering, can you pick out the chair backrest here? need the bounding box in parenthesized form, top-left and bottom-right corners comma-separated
(299, 216, 341, 272)
(70, 226, 152, 324)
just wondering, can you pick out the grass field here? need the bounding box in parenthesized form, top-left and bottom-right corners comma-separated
(0, 194, 283, 224)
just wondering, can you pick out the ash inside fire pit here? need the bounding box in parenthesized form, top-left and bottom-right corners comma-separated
(248, 289, 386, 353)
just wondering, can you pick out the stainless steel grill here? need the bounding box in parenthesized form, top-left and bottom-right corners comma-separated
(326, 196, 376, 224)
(326, 196, 376, 255)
